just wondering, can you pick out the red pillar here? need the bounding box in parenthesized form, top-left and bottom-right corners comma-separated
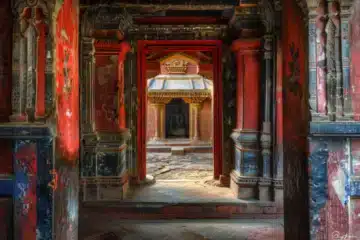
(230, 39, 262, 199)
(232, 39, 261, 133)
(118, 42, 130, 130)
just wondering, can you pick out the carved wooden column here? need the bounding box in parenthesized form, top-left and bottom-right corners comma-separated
(230, 39, 261, 200)
(326, 0, 342, 120)
(11, 2, 51, 122)
(152, 103, 165, 141)
(184, 97, 206, 142)
(259, 34, 273, 201)
(148, 96, 171, 141)
(191, 103, 202, 141)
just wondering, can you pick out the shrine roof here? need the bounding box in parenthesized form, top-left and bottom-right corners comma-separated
(147, 74, 213, 91)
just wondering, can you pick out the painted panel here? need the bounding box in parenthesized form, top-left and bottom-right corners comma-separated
(36, 138, 53, 239)
(351, 139, 360, 176)
(308, 138, 360, 239)
(95, 55, 119, 132)
(309, 139, 328, 239)
(349, 198, 360, 238)
(326, 140, 349, 239)
(13, 140, 37, 240)
(242, 151, 258, 177)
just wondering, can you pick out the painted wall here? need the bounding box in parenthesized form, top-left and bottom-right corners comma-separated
(307, 1, 360, 239)
(281, 0, 310, 239)
(309, 135, 360, 239)
(54, 0, 80, 239)
(94, 55, 119, 132)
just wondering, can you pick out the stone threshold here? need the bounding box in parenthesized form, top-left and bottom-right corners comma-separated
(147, 146, 212, 153)
(80, 201, 283, 220)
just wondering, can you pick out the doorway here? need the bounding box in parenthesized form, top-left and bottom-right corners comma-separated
(165, 98, 189, 139)
(137, 40, 223, 182)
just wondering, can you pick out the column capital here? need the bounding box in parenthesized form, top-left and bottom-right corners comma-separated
(231, 39, 261, 53)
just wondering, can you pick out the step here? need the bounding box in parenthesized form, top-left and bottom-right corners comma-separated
(171, 147, 185, 155)
(147, 146, 212, 153)
(80, 201, 283, 220)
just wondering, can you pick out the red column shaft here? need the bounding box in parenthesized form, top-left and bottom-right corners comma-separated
(118, 42, 130, 130)
(232, 39, 261, 132)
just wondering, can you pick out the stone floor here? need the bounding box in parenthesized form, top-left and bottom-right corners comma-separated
(146, 153, 213, 180)
(80, 219, 284, 240)
(125, 180, 243, 203)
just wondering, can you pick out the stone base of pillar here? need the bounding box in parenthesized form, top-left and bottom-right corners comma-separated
(9, 113, 28, 122)
(258, 177, 272, 201)
(273, 179, 284, 210)
(230, 170, 258, 199)
(81, 174, 129, 201)
(219, 174, 230, 187)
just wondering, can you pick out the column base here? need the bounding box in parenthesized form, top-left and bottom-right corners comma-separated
(219, 174, 230, 187)
(258, 177, 272, 201)
(230, 170, 258, 200)
(80, 173, 129, 201)
(9, 113, 28, 122)
(273, 178, 284, 210)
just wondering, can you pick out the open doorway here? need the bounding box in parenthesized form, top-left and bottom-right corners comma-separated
(124, 40, 240, 203)
(145, 52, 214, 182)
(136, 40, 223, 182)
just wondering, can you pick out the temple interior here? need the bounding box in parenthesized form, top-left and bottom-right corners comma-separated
(0, 0, 360, 239)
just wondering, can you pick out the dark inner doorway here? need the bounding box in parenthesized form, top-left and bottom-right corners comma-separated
(165, 98, 189, 138)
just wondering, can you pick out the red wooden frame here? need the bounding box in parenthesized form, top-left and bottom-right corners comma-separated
(137, 40, 223, 181)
